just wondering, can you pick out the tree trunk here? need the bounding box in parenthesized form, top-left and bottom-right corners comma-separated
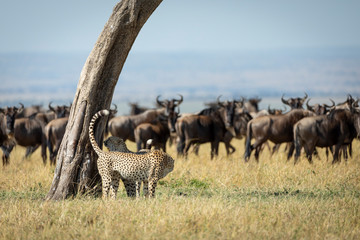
(46, 0, 163, 200)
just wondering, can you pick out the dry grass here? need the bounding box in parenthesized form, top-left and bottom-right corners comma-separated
(0, 139, 359, 239)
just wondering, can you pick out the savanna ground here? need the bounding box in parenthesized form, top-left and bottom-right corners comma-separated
(0, 139, 359, 239)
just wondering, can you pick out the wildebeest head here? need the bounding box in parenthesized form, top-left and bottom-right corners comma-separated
(281, 93, 308, 109)
(336, 94, 358, 110)
(245, 97, 261, 113)
(167, 108, 180, 133)
(48, 102, 71, 118)
(156, 94, 183, 115)
(217, 96, 237, 129)
(306, 98, 335, 115)
(0, 104, 23, 134)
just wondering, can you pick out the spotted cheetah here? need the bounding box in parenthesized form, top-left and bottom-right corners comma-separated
(89, 110, 175, 199)
(104, 136, 150, 197)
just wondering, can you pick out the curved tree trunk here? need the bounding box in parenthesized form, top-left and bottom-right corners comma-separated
(46, 0, 163, 200)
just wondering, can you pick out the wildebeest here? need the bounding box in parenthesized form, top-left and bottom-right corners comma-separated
(8, 103, 71, 164)
(244, 97, 261, 113)
(0, 105, 22, 165)
(48, 102, 71, 118)
(15, 104, 44, 118)
(244, 109, 316, 162)
(335, 94, 358, 110)
(109, 96, 183, 142)
(281, 93, 308, 109)
(156, 94, 183, 114)
(13, 113, 48, 164)
(44, 117, 68, 165)
(221, 108, 253, 155)
(176, 99, 238, 159)
(108, 108, 167, 142)
(133, 106, 181, 152)
(293, 105, 360, 164)
(134, 112, 178, 152)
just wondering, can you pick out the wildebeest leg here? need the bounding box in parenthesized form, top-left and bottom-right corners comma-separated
(228, 144, 236, 155)
(176, 137, 185, 157)
(251, 138, 266, 163)
(193, 144, 200, 155)
(271, 144, 281, 156)
(224, 141, 235, 155)
(332, 144, 341, 164)
(254, 144, 262, 162)
(24, 145, 41, 160)
(41, 136, 47, 165)
(325, 147, 329, 161)
(162, 142, 166, 152)
(286, 143, 295, 161)
(223, 132, 235, 155)
(348, 143, 352, 158)
(183, 139, 193, 158)
(47, 137, 55, 164)
(210, 141, 220, 159)
(341, 145, 348, 161)
(1, 146, 11, 166)
(51, 141, 62, 165)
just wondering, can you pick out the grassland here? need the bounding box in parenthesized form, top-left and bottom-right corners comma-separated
(0, 139, 359, 239)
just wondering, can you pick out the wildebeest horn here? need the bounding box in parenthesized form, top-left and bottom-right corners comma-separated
(18, 102, 24, 110)
(111, 103, 118, 111)
(48, 102, 55, 112)
(174, 94, 183, 106)
(18, 103, 24, 113)
(324, 99, 335, 109)
(217, 95, 225, 107)
(300, 92, 308, 105)
(281, 94, 289, 105)
(156, 95, 166, 107)
(306, 98, 313, 111)
(303, 92, 308, 100)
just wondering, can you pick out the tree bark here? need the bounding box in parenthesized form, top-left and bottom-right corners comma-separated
(46, 0, 163, 200)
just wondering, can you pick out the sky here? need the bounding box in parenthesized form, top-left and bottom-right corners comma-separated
(0, 0, 360, 110)
(0, 0, 360, 53)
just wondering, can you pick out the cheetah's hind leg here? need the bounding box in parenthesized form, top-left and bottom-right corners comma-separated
(109, 171, 121, 199)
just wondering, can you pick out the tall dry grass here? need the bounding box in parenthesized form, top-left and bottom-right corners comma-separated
(0, 139, 359, 239)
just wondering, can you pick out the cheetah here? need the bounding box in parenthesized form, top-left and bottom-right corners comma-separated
(104, 136, 151, 197)
(89, 110, 175, 199)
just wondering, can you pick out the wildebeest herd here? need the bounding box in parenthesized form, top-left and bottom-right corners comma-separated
(0, 93, 359, 166)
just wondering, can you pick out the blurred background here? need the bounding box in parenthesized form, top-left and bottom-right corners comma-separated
(1, 0, 359, 114)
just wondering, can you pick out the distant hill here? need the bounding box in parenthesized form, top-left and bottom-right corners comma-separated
(1, 48, 359, 108)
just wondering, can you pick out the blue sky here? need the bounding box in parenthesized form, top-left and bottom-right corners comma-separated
(1, 0, 360, 53)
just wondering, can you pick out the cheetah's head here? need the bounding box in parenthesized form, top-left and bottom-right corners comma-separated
(104, 136, 129, 152)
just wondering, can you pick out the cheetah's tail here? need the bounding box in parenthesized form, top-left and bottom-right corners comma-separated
(89, 109, 110, 156)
